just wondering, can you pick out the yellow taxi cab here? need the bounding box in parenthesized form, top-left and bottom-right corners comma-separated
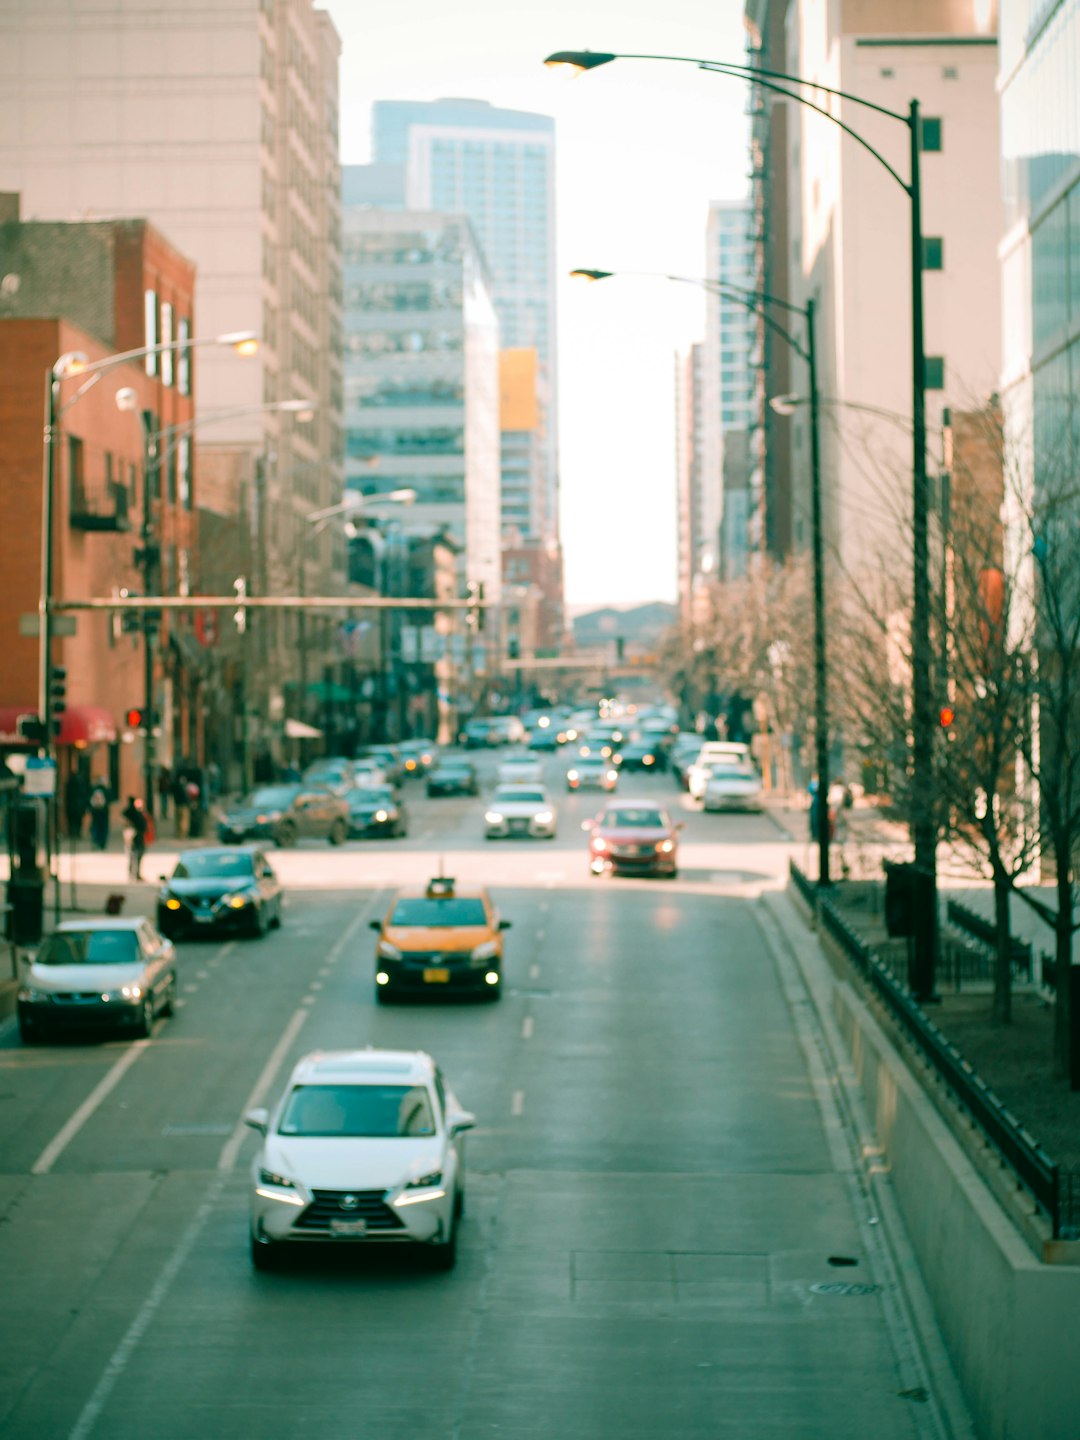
(369, 875, 510, 1002)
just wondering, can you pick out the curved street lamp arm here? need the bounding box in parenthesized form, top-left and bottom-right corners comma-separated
(701, 62, 910, 194)
(663, 275, 810, 363)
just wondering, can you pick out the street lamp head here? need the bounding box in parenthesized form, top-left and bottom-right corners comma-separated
(386, 487, 417, 504)
(768, 393, 803, 416)
(569, 269, 613, 282)
(278, 399, 317, 420)
(53, 351, 88, 378)
(544, 50, 617, 73)
(216, 330, 260, 356)
(115, 387, 140, 412)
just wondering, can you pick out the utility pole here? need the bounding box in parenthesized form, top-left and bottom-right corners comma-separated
(138, 412, 161, 818)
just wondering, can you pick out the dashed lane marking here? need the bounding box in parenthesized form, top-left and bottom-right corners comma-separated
(521, 1016, 534, 1040)
(529, 964, 540, 980)
(511, 1089, 525, 1116)
(33, 1041, 150, 1175)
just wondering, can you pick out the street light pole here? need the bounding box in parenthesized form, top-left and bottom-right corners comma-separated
(805, 298, 830, 886)
(553, 46, 935, 988)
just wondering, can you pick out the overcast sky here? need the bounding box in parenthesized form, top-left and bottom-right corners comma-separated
(322, 1, 751, 610)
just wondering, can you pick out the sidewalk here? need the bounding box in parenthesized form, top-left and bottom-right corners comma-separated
(762, 791, 911, 876)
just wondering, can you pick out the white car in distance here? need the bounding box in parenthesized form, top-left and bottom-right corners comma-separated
(686, 742, 754, 800)
(702, 760, 765, 813)
(484, 785, 557, 839)
(246, 1048, 475, 1271)
(496, 754, 544, 787)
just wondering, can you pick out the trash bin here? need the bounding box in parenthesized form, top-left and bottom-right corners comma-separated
(883, 860, 916, 938)
(5, 875, 44, 946)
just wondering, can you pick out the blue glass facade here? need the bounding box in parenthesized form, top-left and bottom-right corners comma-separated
(1000, 0, 1080, 490)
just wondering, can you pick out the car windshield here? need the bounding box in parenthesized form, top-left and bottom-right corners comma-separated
(390, 897, 488, 926)
(37, 930, 140, 966)
(709, 765, 754, 781)
(603, 808, 667, 828)
(278, 1083, 436, 1138)
(351, 787, 394, 805)
(245, 786, 298, 808)
(495, 788, 545, 803)
(437, 763, 470, 774)
(305, 763, 346, 781)
(173, 852, 255, 879)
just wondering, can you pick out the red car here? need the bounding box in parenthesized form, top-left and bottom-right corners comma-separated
(583, 802, 682, 878)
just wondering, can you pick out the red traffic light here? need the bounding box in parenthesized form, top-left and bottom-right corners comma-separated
(125, 707, 144, 729)
(939, 706, 955, 728)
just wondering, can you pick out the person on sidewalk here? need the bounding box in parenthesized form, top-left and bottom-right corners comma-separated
(88, 780, 111, 850)
(121, 796, 149, 880)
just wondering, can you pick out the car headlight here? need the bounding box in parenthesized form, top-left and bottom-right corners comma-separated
(485, 811, 504, 825)
(471, 940, 499, 962)
(101, 984, 144, 1003)
(567, 770, 578, 781)
(256, 1168, 306, 1205)
(17, 986, 50, 1003)
(377, 939, 402, 960)
(164, 896, 182, 910)
(658, 840, 674, 853)
(534, 810, 553, 824)
(374, 809, 389, 822)
(225, 890, 254, 909)
(394, 1169, 447, 1206)
(591, 837, 607, 853)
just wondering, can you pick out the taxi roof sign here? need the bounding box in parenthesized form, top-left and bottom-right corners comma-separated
(426, 875, 456, 897)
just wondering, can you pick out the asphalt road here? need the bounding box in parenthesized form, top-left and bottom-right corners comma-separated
(0, 751, 954, 1438)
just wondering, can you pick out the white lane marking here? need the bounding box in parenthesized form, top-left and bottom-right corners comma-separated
(67, 1173, 227, 1440)
(32, 1041, 150, 1175)
(174, 999, 187, 1009)
(521, 1016, 534, 1040)
(309, 981, 323, 991)
(216, 1007, 310, 1173)
(218, 942, 236, 961)
(529, 964, 540, 981)
(182, 984, 198, 994)
(317, 967, 331, 977)
(195, 970, 209, 979)
(215, 901, 377, 1174)
(535, 929, 545, 942)
(511, 1089, 525, 1116)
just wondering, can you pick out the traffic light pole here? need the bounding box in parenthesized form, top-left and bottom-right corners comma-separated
(140, 417, 159, 819)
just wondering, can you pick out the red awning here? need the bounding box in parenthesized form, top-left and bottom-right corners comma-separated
(0, 705, 118, 747)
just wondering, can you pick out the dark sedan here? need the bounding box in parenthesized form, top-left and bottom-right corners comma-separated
(426, 760, 479, 797)
(346, 785, 409, 838)
(217, 784, 301, 845)
(158, 847, 283, 939)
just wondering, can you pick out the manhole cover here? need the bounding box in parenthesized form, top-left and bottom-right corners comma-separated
(810, 1281, 883, 1297)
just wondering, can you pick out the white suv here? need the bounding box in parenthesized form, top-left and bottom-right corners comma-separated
(245, 1049, 475, 1271)
(686, 742, 753, 800)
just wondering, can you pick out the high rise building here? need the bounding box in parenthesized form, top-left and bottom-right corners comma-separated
(675, 343, 707, 626)
(745, 0, 1001, 583)
(999, 0, 1080, 515)
(340, 197, 501, 604)
(705, 200, 757, 576)
(0, 0, 344, 765)
(372, 98, 560, 545)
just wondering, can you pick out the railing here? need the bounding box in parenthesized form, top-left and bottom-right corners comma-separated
(70, 477, 130, 532)
(789, 861, 1068, 1238)
(945, 898, 1033, 981)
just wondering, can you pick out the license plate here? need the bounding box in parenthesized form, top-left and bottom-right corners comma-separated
(424, 968, 450, 983)
(329, 1218, 368, 1237)
(195, 914, 215, 923)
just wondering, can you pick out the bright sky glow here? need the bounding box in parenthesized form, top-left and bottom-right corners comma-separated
(323, 1, 750, 610)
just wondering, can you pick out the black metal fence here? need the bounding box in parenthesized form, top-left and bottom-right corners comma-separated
(790, 861, 1071, 1239)
(945, 898, 1034, 982)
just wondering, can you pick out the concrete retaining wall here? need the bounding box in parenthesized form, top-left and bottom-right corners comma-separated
(831, 978, 1080, 1440)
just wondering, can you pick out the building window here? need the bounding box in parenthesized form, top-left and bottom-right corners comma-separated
(177, 317, 191, 396)
(160, 302, 174, 386)
(923, 237, 944, 271)
(144, 289, 158, 376)
(920, 117, 943, 153)
(178, 435, 192, 510)
(924, 355, 946, 389)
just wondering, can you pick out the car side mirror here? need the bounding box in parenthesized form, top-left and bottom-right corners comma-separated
(499, 919, 512, 930)
(158, 874, 168, 882)
(243, 1108, 269, 1134)
(449, 1112, 476, 1136)
(369, 919, 382, 931)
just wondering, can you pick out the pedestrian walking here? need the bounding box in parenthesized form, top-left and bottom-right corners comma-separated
(88, 780, 111, 850)
(121, 796, 148, 880)
(64, 770, 88, 840)
(157, 765, 172, 820)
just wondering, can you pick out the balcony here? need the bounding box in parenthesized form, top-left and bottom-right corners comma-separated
(70, 478, 131, 532)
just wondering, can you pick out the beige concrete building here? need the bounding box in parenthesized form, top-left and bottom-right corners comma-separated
(0, 0, 344, 758)
(765, 0, 1001, 585)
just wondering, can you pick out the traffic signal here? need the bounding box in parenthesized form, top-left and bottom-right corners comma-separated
(466, 580, 485, 632)
(508, 636, 520, 660)
(233, 576, 248, 634)
(125, 707, 145, 730)
(119, 588, 142, 634)
(16, 713, 46, 744)
(49, 665, 67, 738)
(939, 705, 955, 729)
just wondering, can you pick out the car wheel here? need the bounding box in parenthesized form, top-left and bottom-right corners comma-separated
(454, 1185, 465, 1220)
(134, 995, 154, 1038)
(276, 820, 296, 848)
(250, 1234, 280, 1271)
(429, 1221, 457, 1271)
(18, 1016, 39, 1045)
(329, 819, 347, 846)
(250, 905, 267, 939)
(160, 973, 177, 1017)
(271, 903, 283, 930)
(375, 985, 394, 1005)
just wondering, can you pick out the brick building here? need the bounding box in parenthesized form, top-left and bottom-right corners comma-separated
(0, 197, 198, 815)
